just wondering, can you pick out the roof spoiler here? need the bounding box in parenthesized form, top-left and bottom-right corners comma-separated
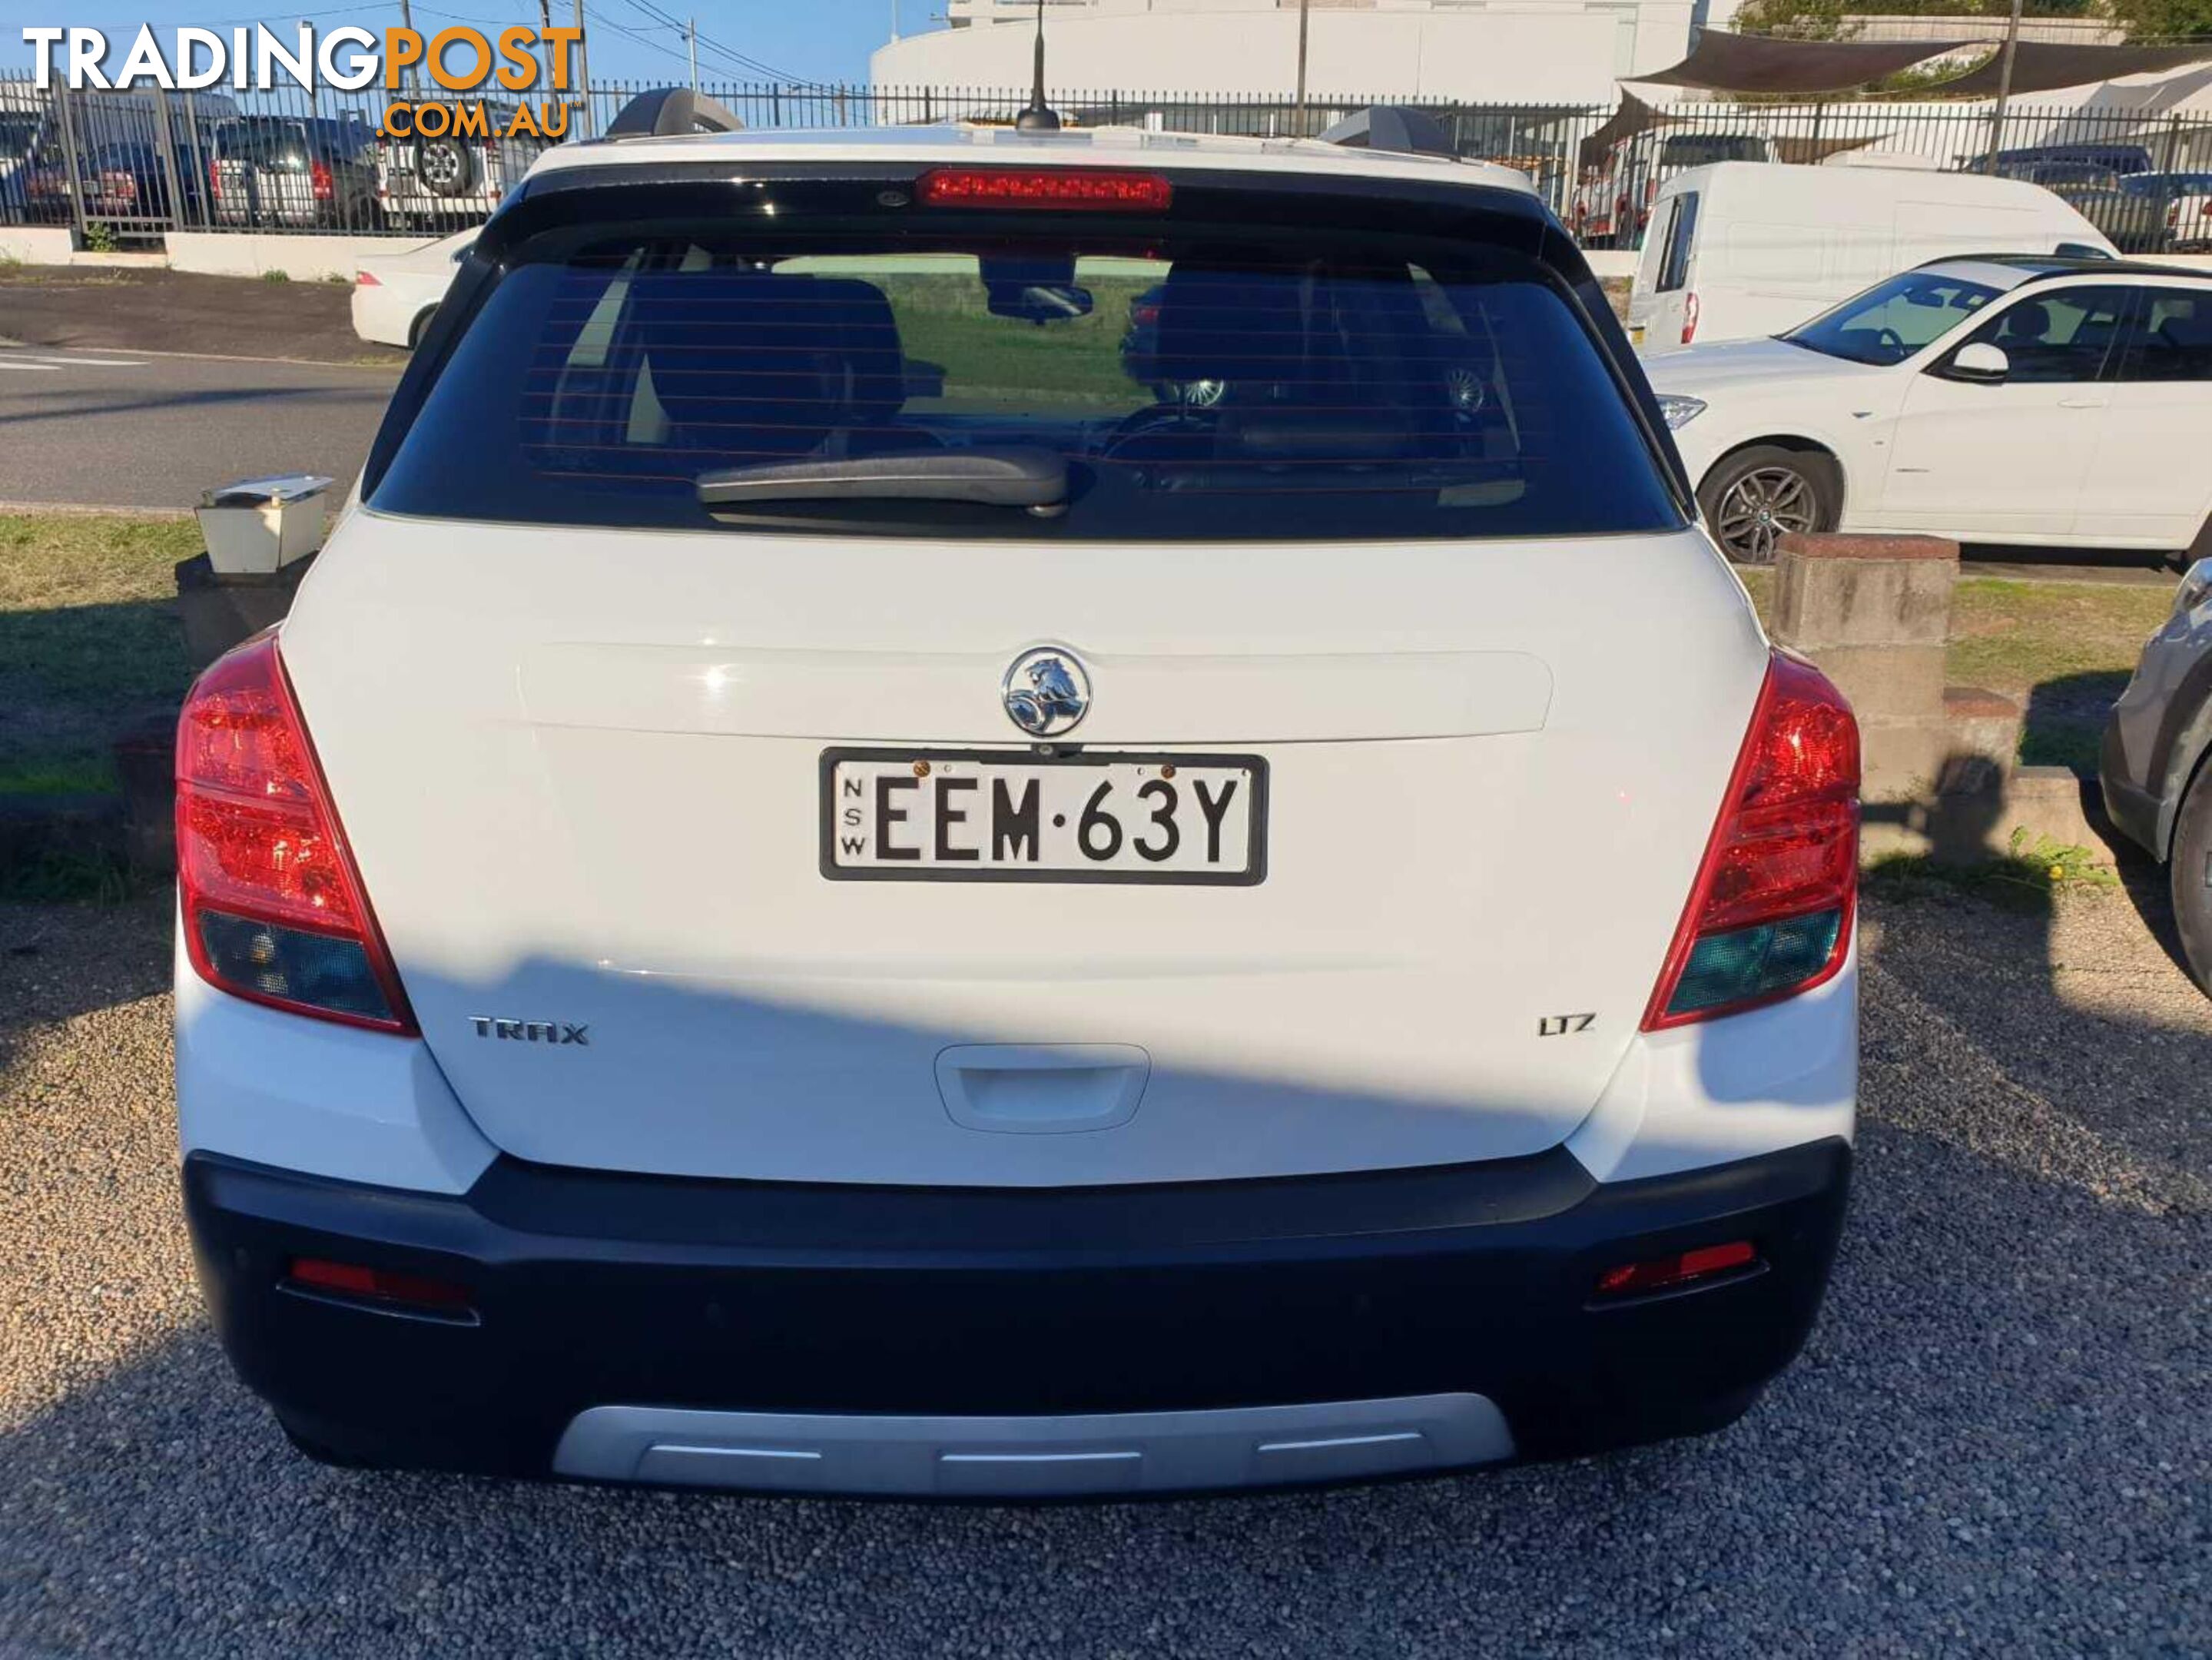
(603, 88, 745, 140)
(1315, 106, 1455, 160)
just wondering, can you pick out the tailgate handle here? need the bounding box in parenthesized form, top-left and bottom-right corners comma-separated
(934, 1044, 1151, 1135)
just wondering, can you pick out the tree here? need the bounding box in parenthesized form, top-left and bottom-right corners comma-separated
(2098, 0, 2212, 38)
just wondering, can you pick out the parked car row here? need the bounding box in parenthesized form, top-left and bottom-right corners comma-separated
(0, 88, 550, 234)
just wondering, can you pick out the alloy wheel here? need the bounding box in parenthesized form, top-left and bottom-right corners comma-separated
(1716, 465, 1818, 564)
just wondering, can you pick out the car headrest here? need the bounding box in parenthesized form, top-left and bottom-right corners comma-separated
(632, 272, 907, 432)
(1150, 267, 1330, 390)
(1998, 300, 2051, 343)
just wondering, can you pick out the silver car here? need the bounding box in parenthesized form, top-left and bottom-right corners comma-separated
(2101, 556, 2212, 992)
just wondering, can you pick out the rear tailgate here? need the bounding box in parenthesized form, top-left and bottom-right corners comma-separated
(284, 520, 1763, 1186)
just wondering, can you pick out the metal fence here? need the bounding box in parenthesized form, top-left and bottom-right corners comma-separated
(4, 71, 2207, 254)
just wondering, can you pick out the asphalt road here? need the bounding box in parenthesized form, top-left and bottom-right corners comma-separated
(0, 345, 400, 513)
(2, 882, 2207, 1658)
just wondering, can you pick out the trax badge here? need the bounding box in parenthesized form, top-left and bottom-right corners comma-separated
(470, 1018, 589, 1045)
(1002, 648, 1090, 738)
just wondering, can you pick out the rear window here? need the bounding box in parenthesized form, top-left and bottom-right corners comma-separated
(1656, 192, 1699, 293)
(371, 201, 1680, 542)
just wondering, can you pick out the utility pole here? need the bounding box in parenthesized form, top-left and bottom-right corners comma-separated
(1294, 0, 1312, 132)
(688, 16, 699, 95)
(890, 0, 900, 43)
(536, 0, 555, 101)
(1983, 0, 2024, 175)
(396, 0, 417, 89)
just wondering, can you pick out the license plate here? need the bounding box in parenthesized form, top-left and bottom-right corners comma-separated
(820, 749, 1266, 885)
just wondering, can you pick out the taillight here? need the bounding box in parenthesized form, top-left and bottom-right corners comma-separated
(310, 158, 333, 201)
(208, 158, 222, 198)
(1642, 652, 1859, 1031)
(917, 168, 1172, 211)
(354, 269, 380, 287)
(1681, 291, 1700, 345)
(175, 632, 416, 1034)
(1130, 300, 1159, 327)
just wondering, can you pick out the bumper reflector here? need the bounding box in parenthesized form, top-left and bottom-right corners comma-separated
(1595, 1240, 1757, 1299)
(288, 1257, 473, 1311)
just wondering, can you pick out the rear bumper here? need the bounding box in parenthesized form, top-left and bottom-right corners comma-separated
(184, 1137, 1851, 1496)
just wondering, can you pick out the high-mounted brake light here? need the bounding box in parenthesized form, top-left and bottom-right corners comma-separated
(175, 632, 416, 1034)
(917, 168, 1173, 211)
(1642, 652, 1859, 1031)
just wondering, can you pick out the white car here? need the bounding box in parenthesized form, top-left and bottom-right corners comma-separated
(174, 106, 1860, 1498)
(349, 228, 474, 350)
(1645, 256, 2212, 563)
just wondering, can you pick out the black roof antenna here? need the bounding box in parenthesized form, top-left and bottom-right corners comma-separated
(1014, 0, 1061, 132)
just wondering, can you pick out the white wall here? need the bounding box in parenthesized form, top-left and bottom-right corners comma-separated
(165, 231, 394, 284)
(874, 8, 1651, 106)
(0, 226, 73, 267)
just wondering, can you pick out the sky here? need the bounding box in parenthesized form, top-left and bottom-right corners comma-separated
(12, 0, 926, 88)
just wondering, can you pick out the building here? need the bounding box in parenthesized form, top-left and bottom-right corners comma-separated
(870, 0, 1736, 109)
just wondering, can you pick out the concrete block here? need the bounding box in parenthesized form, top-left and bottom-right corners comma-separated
(165, 230, 420, 284)
(2001, 765, 2100, 854)
(0, 225, 73, 267)
(1809, 642, 1947, 724)
(1773, 533, 1958, 650)
(1861, 765, 2106, 865)
(1859, 721, 1951, 802)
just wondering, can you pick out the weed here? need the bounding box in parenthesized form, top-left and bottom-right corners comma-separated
(1864, 832, 2117, 915)
(81, 223, 118, 254)
(260, 268, 290, 284)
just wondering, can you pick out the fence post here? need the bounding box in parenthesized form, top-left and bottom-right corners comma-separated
(55, 88, 87, 249)
(179, 90, 209, 231)
(151, 83, 187, 238)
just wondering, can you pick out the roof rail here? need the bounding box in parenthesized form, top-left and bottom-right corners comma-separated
(1315, 106, 1455, 160)
(603, 87, 745, 140)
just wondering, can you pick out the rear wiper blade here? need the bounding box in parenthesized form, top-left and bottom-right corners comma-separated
(696, 447, 1067, 512)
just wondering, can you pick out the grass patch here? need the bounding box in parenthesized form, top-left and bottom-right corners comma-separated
(880, 274, 1156, 406)
(0, 513, 201, 795)
(0, 846, 138, 904)
(1865, 832, 2118, 915)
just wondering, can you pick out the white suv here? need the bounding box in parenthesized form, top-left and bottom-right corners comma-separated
(1645, 257, 2212, 564)
(174, 109, 1861, 1497)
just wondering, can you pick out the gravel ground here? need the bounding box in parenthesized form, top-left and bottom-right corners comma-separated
(2, 885, 2207, 1658)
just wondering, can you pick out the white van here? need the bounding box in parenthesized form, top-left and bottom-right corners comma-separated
(1627, 162, 2116, 350)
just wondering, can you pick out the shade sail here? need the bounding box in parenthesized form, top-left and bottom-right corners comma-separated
(1632, 31, 1975, 95)
(1917, 40, 2212, 97)
(1577, 91, 1671, 168)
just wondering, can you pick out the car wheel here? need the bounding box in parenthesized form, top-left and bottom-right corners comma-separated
(413, 136, 476, 199)
(2172, 760, 2212, 997)
(1699, 446, 1838, 566)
